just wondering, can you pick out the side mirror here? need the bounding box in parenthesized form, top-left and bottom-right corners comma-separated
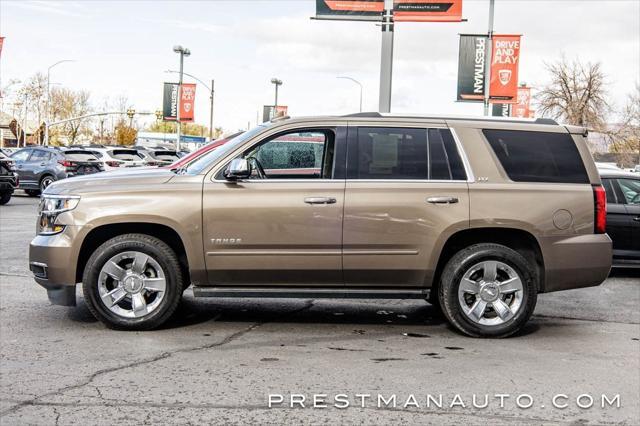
(224, 158, 251, 180)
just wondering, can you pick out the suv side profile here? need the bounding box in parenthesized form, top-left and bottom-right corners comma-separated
(29, 114, 612, 337)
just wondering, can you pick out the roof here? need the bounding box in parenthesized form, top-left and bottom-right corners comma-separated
(597, 169, 639, 179)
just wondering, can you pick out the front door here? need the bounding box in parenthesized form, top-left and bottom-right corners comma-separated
(202, 127, 346, 286)
(343, 125, 470, 287)
(602, 178, 633, 256)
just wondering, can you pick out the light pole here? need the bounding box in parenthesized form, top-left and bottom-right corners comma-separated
(172, 45, 191, 151)
(270, 78, 282, 119)
(165, 70, 214, 141)
(45, 59, 75, 145)
(337, 76, 363, 112)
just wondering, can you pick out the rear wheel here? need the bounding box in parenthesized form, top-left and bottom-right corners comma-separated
(82, 234, 184, 330)
(40, 175, 55, 192)
(0, 192, 11, 205)
(438, 243, 537, 338)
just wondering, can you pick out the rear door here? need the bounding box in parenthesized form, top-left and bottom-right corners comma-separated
(343, 125, 470, 287)
(24, 149, 50, 186)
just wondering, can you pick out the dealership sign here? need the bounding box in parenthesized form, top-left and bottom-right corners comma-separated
(511, 86, 532, 118)
(393, 0, 463, 22)
(491, 103, 511, 117)
(456, 34, 487, 102)
(315, 0, 463, 21)
(489, 34, 521, 102)
(162, 82, 196, 122)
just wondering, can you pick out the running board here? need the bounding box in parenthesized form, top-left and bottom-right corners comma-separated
(192, 287, 430, 300)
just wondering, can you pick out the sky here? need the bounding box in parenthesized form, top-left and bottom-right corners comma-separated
(0, 0, 639, 132)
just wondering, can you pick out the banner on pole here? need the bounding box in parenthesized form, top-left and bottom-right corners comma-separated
(162, 83, 179, 121)
(456, 34, 487, 102)
(315, 0, 384, 20)
(393, 0, 463, 22)
(489, 34, 521, 103)
(179, 83, 196, 122)
(491, 103, 511, 117)
(511, 86, 532, 118)
(0, 37, 4, 59)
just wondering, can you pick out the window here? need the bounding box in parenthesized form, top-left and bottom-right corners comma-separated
(602, 179, 619, 204)
(351, 127, 466, 180)
(483, 129, 589, 184)
(243, 130, 334, 179)
(11, 149, 32, 162)
(108, 150, 143, 161)
(30, 150, 50, 162)
(617, 179, 640, 205)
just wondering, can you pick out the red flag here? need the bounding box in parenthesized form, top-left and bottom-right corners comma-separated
(179, 83, 196, 122)
(489, 34, 521, 103)
(0, 37, 5, 59)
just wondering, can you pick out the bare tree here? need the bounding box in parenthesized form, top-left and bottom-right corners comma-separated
(609, 82, 640, 166)
(536, 58, 610, 129)
(49, 87, 92, 145)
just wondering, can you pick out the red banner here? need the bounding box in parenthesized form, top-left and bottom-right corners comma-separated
(0, 37, 4, 59)
(489, 34, 521, 102)
(511, 86, 532, 118)
(394, 0, 463, 22)
(179, 83, 196, 122)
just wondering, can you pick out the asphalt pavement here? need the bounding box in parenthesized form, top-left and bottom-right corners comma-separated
(1, 194, 639, 425)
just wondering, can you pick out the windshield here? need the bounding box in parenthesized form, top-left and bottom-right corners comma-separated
(184, 125, 267, 175)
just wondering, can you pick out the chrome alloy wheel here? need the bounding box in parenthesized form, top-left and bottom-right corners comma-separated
(97, 251, 167, 319)
(457, 260, 524, 326)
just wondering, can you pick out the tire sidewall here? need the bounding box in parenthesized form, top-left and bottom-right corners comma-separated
(82, 236, 182, 330)
(439, 244, 537, 338)
(40, 175, 55, 192)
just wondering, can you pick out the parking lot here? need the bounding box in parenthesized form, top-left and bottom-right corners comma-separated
(1, 194, 639, 425)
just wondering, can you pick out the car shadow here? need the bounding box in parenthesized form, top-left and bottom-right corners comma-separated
(609, 268, 640, 278)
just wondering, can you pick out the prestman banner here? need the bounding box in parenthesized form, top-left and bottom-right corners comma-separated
(456, 34, 487, 102)
(393, 0, 463, 22)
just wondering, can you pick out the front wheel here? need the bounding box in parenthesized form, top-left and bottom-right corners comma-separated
(82, 234, 184, 330)
(0, 192, 11, 205)
(438, 243, 537, 338)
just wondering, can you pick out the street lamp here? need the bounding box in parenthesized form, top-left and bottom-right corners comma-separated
(270, 78, 283, 119)
(45, 59, 75, 145)
(172, 45, 191, 151)
(165, 70, 214, 141)
(337, 76, 363, 113)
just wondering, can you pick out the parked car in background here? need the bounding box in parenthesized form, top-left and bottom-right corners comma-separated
(86, 147, 146, 171)
(11, 147, 103, 196)
(595, 162, 621, 171)
(634, 165, 640, 173)
(136, 148, 181, 166)
(30, 114, 611, 337)
(165, 131, 243, 170)
(0, 151, 18, 205)
(599, 168, 640, 268)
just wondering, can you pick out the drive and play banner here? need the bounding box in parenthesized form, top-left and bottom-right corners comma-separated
(315, 0, 463, 21)
(489, 34, 521, 102)
(457, 34, 521, 103)
(162, 82, 196, 122)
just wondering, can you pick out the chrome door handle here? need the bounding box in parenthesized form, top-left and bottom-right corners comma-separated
(304, 197, 336, 205)
(634, 216, 640, 222)
(427, 196, 459, 204)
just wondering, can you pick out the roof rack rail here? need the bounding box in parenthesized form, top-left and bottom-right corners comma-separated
(534, 118, 558, 125)
(343, 112, 383, 118)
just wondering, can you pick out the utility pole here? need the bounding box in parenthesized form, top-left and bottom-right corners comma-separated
(45, 59, 75, 145)
(337, 76, 363, 112)
(271, 78, 282, 119)
(173, 45, 190, 151)
(209, 79, 214, 142)
(483, 0, 495, 116)
(378, 0, 394, 113)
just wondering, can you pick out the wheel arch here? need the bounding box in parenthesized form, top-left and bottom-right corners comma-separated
(431, 227, 545, 295)
(76, 222, 191, 286)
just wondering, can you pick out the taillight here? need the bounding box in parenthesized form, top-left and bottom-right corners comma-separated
(593, 185, 607, 234)
(58, 160, 72, 167)
(106, 161, 122, 167)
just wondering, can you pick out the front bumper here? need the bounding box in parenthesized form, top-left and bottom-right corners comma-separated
(542, 233, 612, 293)
(0, 175, 17, 192)
(29, 228, 81, 306)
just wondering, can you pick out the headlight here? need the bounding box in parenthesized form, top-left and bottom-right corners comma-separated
(37, 195, 80, 235)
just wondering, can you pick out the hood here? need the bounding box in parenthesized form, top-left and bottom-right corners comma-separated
(44, 167, 176, 196)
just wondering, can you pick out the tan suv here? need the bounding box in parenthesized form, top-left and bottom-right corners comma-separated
(29, 113, 612, 337)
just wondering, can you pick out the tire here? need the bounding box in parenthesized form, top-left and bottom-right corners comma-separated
(40, 175, 55, 192)
(25, 189, 40, 197)
(82, 234, 184, 330)
(438, 243, 537, 338)
(0, 192, 11, 205)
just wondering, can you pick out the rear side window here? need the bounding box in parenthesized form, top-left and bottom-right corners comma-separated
(351, 127, 466, 180)
(483, 129, 589, 184)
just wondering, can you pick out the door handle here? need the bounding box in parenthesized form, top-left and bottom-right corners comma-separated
(304, 197, 336, 205)
(634, 216, 640, 222)
(427, 196, 459, 204)
(40, 162, 46, 166)
(17, 164, 23, 169)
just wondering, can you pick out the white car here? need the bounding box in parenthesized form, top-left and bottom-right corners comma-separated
(87, 148, 147, 171)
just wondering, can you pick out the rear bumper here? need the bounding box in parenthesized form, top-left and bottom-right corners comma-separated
(29, 228, 81, 306)
(542, 233, 612, 293)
